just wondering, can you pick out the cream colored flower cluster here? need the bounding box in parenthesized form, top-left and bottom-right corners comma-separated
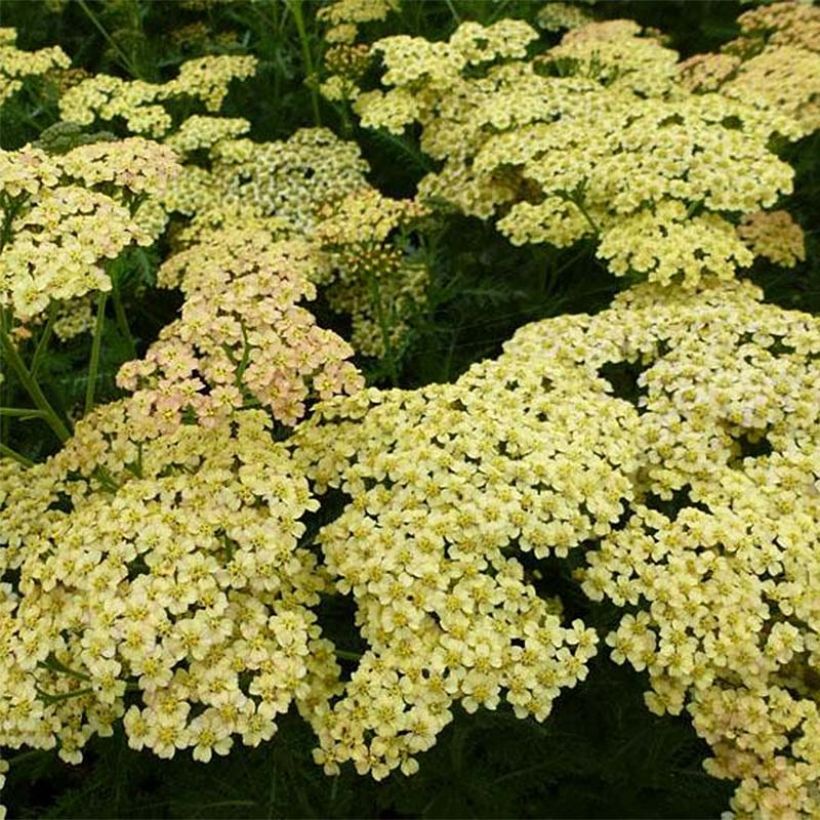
(536, 3, 594, 33)
(191, 128, 371, 233)
(59, 55, 257, 136)
(291, 327, 644, 776)
(160, 127, 430, 357)
(545, 19, 678, 96)
(291, 276, 819, 812)
(116, 227, 363, 429)
(0, 27, 69, 106)
(737, 209, 806, 268)
(552, 282, 820, 819)
(0, 139, 179, 321)
(694, 1, 820, 136)
(352, 17, 802, 287)
(318, 0, 399, 46)
(0, 405, 340, 772)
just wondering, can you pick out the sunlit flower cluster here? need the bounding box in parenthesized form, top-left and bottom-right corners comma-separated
(0, 405, 341, 771)
(560, 281, 820, 820)
(0, 139, 179, 320)
(0, 27, 69, 106)
(59, 55, 258, 136)
(292, 357, 623, 776)
(352, 17, 802, 287)
(290, 275, 819, 810)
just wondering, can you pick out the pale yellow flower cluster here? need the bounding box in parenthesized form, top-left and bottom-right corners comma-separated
(536, 2, 594, 33)
(0, 757, 6, 819)
(163, 114, 250, 155)
(0, 405, 341, 770)
(0, 27, 70, 106)
(556, 282, 819, 820)
(0, 139, 179, 321)
(737, 210, 806, 268)
(52, 293, 94, 341)
(321, 43, 371, 102)
(292, 276, 819, 811)
(317, 0, 399, 45)
(715, 1, 820, 136)
(546, 19, 678, 96)
(159, 127, 430, 356)
(596, 201, 754, 287)
(352, 18, 800, 287)
(58, 51, 431, 358)
(59, 55, 257, 136)
(117, 227, 363, 429)
(291, 299, 652, 776)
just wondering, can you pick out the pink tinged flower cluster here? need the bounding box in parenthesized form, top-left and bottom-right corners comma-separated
(117, 228, 363, 430)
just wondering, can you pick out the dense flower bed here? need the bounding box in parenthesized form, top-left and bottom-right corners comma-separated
(0, 2, 818, 818)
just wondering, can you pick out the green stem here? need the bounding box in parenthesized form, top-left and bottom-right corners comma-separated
(0, 442, 34, 468)
(336, 649, 362, 661)
(5, 750, 49, 767)
(111, 282, 136, 360)
(367, 269, 399, 387)
(30, 302, 56, 380)
(0, 407, 48, 419)
(76, 0, 142, 78)
(92, 466, 121, 493)
(288, 0, 322, 126)
(84, 291, 108, 415)
(569, 194, 600, 235)
(38, 657, 92, 682)
(36, 685, 94, 704)
(0, 317, 71, 442)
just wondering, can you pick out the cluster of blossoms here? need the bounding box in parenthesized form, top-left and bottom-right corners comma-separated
(56, 53, 429, 358)
(116, 227, 363, 429)
(312, 187, 429, 356)
(161, 125, 431, 357)
(0, 404, 341, 776)
(292, 358, 623, 776)
(317, 0, 399, 102)
(318, 0, 398, 46)
(737, 210, 806, 269)
(293, 276, 819, 814)
(59, 54, 258, 136)
(0, 138, 179, 322)
(0, 27, 69, 106)
(535, 2, 595, 34)
(718, 1, 820, 136)
(536, 281, 818, 819)
(349, 14, 803, 286)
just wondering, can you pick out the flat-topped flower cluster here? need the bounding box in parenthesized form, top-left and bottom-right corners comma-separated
(341, 5, 817, 288)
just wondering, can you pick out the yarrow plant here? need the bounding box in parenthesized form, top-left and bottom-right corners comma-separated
(293, 275, 820, 813)
(0, 2, 818, 819)
(0, 26, 69, 106)
(348, 12, 808, 287)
